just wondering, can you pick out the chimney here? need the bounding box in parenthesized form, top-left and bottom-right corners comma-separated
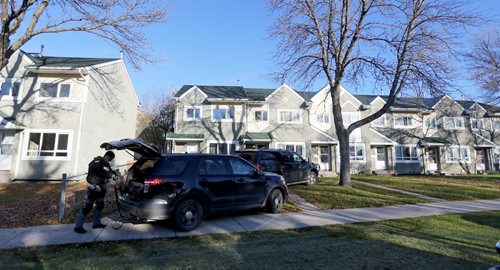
(40, 45, 44, 56)
(236, 79, 240, 86)
(120, 50, 123, 59)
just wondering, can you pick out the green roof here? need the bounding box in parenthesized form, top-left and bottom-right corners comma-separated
(240, 132, 273, 141)
(176, 85, 314, 102)
(165, 133, 204, 139)
(24, 51, 118, 68)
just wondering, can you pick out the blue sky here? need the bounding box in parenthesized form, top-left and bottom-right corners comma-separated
(21, 0, 499, 99)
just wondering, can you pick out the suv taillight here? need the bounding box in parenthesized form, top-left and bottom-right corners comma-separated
(256, 163, 261, 170)
(144, 178, 166, 193)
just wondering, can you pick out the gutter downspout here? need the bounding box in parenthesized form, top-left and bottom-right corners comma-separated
(73, 68, 89, 176)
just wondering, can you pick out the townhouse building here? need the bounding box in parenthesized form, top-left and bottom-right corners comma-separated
(0, 51, 138, 181)
(167, 84, 500, 175)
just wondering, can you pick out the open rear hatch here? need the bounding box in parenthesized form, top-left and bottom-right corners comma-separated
(100, 138, 161, 159)
(101, 139, 162, 200)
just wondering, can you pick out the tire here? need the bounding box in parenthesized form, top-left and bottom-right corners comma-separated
(306, 171, 318, 185)
(266, 189, 283, 214)
(174, 199, 204, 232)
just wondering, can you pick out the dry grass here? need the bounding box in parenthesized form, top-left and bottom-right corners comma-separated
(0, 181, 118, 228)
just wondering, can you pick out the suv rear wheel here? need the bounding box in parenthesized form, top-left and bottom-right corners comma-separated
(307, 171, 318, 185)
(265, 189, 283, 213)
(174, 199, 204, 232)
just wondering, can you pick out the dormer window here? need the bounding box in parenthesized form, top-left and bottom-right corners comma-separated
(184, 106, 201, 121)
(470, 118, 484, 130)
(316, 112, 330, 124)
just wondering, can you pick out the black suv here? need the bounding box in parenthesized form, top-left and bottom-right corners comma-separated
(234, 149, 319, 185)
(101, 139, 288, 232)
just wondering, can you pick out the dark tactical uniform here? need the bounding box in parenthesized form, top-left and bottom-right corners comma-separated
(75, 155, 115, 231)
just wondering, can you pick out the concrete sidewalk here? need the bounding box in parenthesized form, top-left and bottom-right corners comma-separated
(1, 198, 499, 249)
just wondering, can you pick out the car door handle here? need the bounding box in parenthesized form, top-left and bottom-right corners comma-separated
(199, 178, 209, 183)
(237, 178, 245, 183)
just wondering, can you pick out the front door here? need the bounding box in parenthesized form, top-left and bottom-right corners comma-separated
(318, 146, 330, 171)
(476, 149, 485, 171)
(427, 148, 437, 171)
(375, 147, 387, 170)
(0, 132, 14, 170)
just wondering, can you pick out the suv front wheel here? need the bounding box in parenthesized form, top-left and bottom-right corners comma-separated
(265, 189, 283, 213)
(174, 199, 204, 232)
(307, 171, 318, 185)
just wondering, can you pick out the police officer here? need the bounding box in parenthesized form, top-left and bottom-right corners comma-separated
(74, 151, 116, 234)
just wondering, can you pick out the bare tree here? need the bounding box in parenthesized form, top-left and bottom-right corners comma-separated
(464, 29, 500, 106)
(269, 0, 477, 186)
(0, 0, 167, 70)
(137, 89, 176, 153)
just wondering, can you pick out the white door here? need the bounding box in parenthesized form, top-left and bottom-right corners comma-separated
(318, 146, 330, 171)
(427, 148, 437, 171)
(0, 132, 14, 170)
(375, 147, 387, 170)
(476, 149, 485, 171)
(186, 143, 199, 153)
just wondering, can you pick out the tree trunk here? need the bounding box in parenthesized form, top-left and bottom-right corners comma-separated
(337, 129, 352, 187)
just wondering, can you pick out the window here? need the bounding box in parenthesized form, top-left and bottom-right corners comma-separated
(395, 145, 418, 162)
(198, 158, 229, 175)
(228, 158, 255, 175)
(278, 110, 301, 123)
(342, 112, 359, 126)
(349, 143, 365, 161)
(24, 130, 71, 160)
(0, 80, 20, 98)
(494, 121, 500, 130)
(184, 106, 201, 121)
(424, 117, 436, 128)
(0, 133, 14, 155)
(443, 117, 464, 130)
(470, 118, 484, 130)
(152, 158, 190, 176)
(371, 115, 386, 127)
(445, 146, 470, 163)
(40, 83, 71, 98)
(208, 142, 238, 154)
(276, 143, 305, 156)
(494, 147, 500, 164)
(255, 110, 268, 122)
(316, 112, 330, 124)
(212, 107, 234, 121)
(394, 115, 413, 128)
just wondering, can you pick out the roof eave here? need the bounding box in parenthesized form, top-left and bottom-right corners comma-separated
(27, 66, 88, 75)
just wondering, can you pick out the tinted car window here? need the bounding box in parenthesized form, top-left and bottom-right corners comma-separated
(239, 153, 257, 164)
(199, 158, 229, 175)
(228, 157, 255, 175)
(149, 158, 189, 176)
(291, 152, 303, 163)
(259, 152, 277, 160)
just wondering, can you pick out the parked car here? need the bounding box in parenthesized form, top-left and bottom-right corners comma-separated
(101, 139, 288, 232)
(234, 149, 319, 185)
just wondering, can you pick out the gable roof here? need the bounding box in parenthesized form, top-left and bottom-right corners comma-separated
(24, 51, 119, 68)
(176, 85, 314, 102)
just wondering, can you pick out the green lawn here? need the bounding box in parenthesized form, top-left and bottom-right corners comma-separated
(352, 174, 500, 201)
(289, 177, 430, 209)
(2, 211, 499, 269)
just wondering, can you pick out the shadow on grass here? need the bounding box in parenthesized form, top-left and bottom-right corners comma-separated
(1, 216, 498, 269)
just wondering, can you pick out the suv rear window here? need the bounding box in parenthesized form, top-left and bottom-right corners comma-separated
(259, 151, 280, 160)
(238, 153, 257, 164)
(149, 157, 190, 176)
